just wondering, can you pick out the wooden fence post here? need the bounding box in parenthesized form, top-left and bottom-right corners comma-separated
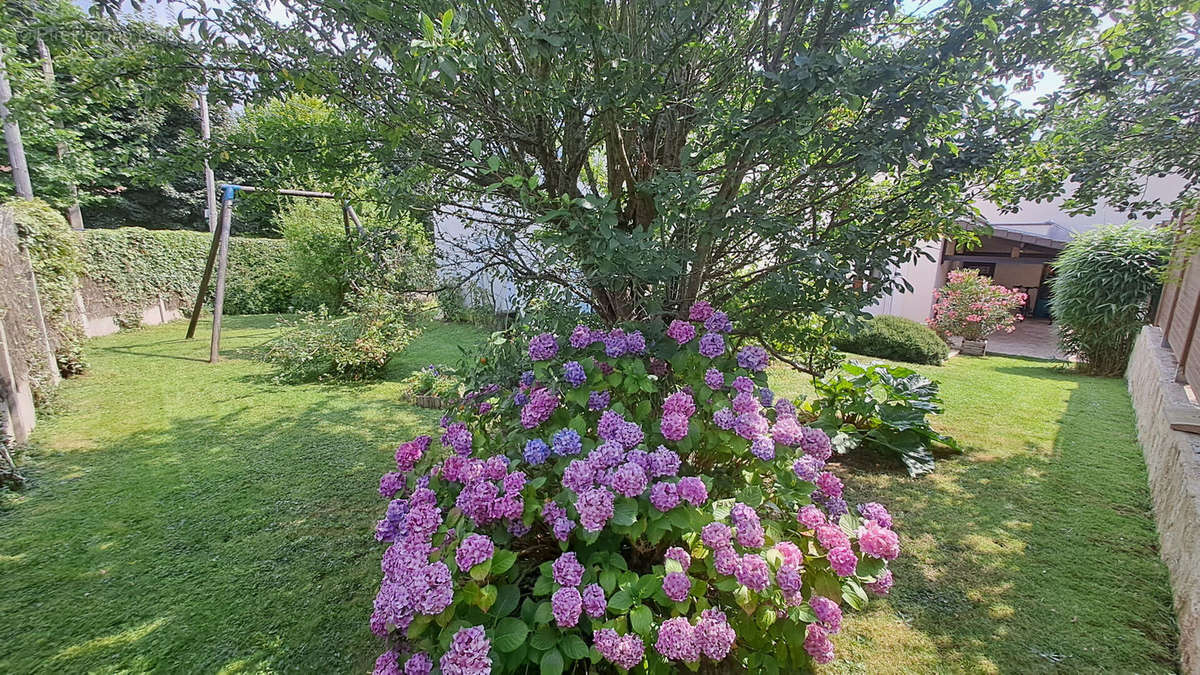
(209, 189, 235, 363)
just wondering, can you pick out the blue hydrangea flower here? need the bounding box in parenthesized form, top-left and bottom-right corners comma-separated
(552, 428, 583, 456)
(524, 438, 551, 465)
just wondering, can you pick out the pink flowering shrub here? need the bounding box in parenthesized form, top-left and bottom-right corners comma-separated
(928, 268, 1027, 341)
(371, 302, 899, 674)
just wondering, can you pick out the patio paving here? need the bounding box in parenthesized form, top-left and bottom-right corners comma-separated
(982, 318, 1073, 361)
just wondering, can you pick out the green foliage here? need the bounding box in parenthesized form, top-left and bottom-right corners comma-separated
(807, 361, 960, 476)
(397, 364, 462, 398)
(1050, 225, 1171, 376)
(261, 291, 418, 382)
(278, 199, 354, 309)
(836, 315, 948, 366)
(81, 227, 308, 319)
(8, 198, 87, 378)
(197, 0, 1105, 341)
(1, 1, 215, 229)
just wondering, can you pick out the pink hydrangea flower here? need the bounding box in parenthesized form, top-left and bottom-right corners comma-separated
(858, 521, 900, 560)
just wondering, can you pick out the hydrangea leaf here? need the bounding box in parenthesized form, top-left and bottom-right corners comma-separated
(493, 617, 529, 653)
(540, 647, 564, 675)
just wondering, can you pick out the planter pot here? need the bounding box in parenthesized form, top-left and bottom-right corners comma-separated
(947, 335, 964, 349)
(406, 394, 453, 410)
(960, 338, 987, 356)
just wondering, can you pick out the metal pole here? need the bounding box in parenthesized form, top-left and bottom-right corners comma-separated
(209, 187, 235, 362)
(198, 85, 217, 232)
(0, 45, 34, 200)
(36, 37, 83, 230)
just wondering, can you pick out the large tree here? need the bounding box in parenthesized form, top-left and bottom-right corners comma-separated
(187, 0, 1097, 356)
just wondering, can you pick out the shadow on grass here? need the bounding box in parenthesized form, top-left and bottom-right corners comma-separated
(0, 394, 433, 673)
(846, 367, 1177, 671)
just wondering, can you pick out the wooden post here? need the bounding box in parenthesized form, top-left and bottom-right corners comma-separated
(0, 45, 34, 200)
(346, 203, 366, 237)
(1176, 285, 1200, 384)
(342, 202, 353, 238)
(209, 190, 235, 362)
(185, 215, 224, 339)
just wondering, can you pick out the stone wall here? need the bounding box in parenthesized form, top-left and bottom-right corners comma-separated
(1127, 325, 1200, 673)
(0, 207, 55, 446)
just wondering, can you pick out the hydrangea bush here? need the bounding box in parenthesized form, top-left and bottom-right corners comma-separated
(371, 303, 899, 674)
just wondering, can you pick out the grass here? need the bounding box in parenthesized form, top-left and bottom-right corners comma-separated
(771, 354, 1178, 673)
(0, 318, 1178, 673)
(0, 316, 486, 674)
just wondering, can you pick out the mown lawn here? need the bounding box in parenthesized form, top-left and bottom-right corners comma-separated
(0, 317, 1178, 673)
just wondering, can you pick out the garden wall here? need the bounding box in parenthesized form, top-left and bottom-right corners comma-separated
(79, 228, 308, 336)
(1127, 325, 1200, 673)
(0, 208, 56, 445)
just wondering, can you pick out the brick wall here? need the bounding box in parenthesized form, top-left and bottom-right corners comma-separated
(1127, 325, 1200, 672)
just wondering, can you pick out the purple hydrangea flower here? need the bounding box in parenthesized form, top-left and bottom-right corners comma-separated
(581, 583, 607, 617)
(712, 408, 735, 430)
(731, 376, 755, 394)
(552, 517, 574, 541)
(704, 368, 725, 390)
(732, 391, 761, 415)
(694, 608, 736, 661)
(750, 435, 776, 461)
(603, 329, 628, 358)
(662, 391, 696, 417)
(523, 438, 551, 465)
(663, 548, 690, 571)
(563, 361, 587, 388)
(587, 389, 611, 410)
(655, 616, 700, 662)
(529, 333, 559, 361)
(594, 629, 645, 670)
(701, 522, 732, 549)
(828, 546, 858, 577)
(520, 388, 559, 429)
(772, 416, 804, 446)
(597, 410, 627, 442)
(404, 652, 433, 675)
(650, 481, 679, 511)
(823, 496, 849, 518)
(440, 625, 492, 675)
(758, 387, 774, 407)
(380, 472, 405, 498)
(552, 428, 583, 456)
(394, 435, 430, 473)
(736, 345, 769, 371)
(552, 586, 583, 627)
(552, 552, 584, 586)
(734, 411, 768, 440)
(810, 595, 843, 633)
(666, 320, 696, 345)
(576, 487, 615, 532)
(660, 412, 690, 441)
(698, 332, 725, 358)
(705, 311, 732, 333)
(866, 568, 895, 595)
(816, 471, 844, 499)
(801, 426, 833, 460)
(454, 533, 495, 570)
(688, 301, 715, 321)
(662, 572, 691, 602)
(775, 397, 796, 417)
(414, 561, 453, 614)
(677, 476, 708, 505)
(611, 461, 648, 498)
(649, 446, 681, 477)
(589, 440, 626, 469)
(713, 546, 740, 575)
(569, 324, 593, 349)
(816, 524, 850, 550)
(793, 455, 824, 482)
(625, 331, 647, 354)
(777, 565, 803, 593)
(775, 541, 802, 568)
(562, 459, 596, 493)
(374, 651, 400, 675)
(858, 521, 900, 560)
(857, 502, 893, 528)
(804, 623, 835, 664)
(386, 499, 408, 524)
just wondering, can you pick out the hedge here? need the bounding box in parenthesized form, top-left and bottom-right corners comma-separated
(834, 314, 949, 365)
(81, 227, 313, 318)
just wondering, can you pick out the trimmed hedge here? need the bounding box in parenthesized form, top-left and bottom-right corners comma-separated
(81, 228, 312, 318)
(834, 314, 949, 365)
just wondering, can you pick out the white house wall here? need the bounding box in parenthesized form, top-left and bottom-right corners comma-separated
(865, 240, 944, 323)
(434, 211, 518, 313)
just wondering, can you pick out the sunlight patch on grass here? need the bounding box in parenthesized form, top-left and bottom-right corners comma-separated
(52, 617, 168, 662)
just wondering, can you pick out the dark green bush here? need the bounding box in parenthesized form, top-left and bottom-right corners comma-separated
(1050, 225, 1171, 376)
(806, 361, 961, 476)
(81, 227, 311, 318)
(834, 315, 948, 365)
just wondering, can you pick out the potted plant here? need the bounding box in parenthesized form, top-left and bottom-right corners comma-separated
(928, 269, 1027, 356)
(398, 364, 462, 408)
